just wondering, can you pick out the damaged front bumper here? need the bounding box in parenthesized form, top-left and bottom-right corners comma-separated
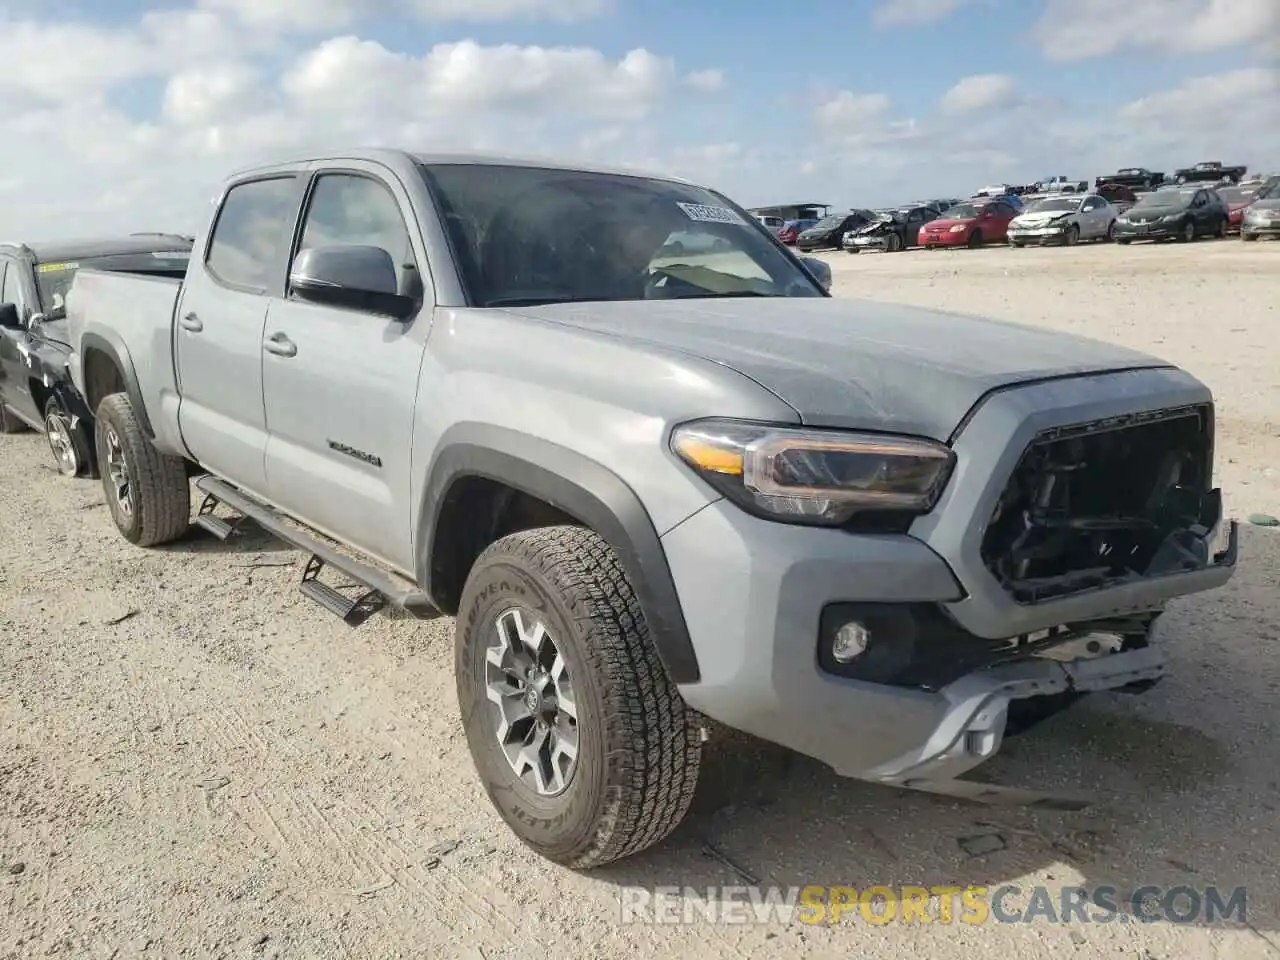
(862, 644, 1167, 805)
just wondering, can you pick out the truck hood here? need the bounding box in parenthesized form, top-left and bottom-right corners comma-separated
(505, 297, 1169, 441)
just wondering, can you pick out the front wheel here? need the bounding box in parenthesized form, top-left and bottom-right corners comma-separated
(966, 230, 983, 249)
(455, 525, 702, 868)
(1242, 232, 1258, 242)
(1105, 220, 1116, 242)
(93, 393, 191, 546)
(1178, 220, 1195, 242)
(885, 233, 902, 253)
(44, 394, 95, 478)
(1064, 224, 1080, 246)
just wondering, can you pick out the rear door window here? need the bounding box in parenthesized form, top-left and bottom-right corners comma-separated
(206, 177, 301, 292)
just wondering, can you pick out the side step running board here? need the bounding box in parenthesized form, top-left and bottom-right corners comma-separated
(194, 475, 440, 626)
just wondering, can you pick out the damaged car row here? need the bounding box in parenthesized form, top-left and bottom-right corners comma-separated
(2, 149, 1242, 870)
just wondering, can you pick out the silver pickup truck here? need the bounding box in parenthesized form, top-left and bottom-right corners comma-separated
(65, 148, 1238, 868)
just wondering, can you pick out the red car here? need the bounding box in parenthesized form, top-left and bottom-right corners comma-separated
(1218, 184, 1261, 233)
(775, 218, 817, 245)
(918, 198, 1018, 249)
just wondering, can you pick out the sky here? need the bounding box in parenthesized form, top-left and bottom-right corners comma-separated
(1, 0, 1277, 239)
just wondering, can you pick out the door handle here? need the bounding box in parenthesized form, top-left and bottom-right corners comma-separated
(179, 312, 203, 332)
(263, 332, 297, 358)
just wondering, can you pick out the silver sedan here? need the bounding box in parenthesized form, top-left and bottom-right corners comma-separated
(1007, 194, 1117, 247)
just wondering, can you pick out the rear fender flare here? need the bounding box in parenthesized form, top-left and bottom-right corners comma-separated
(80, 330, 153, 438)
(416, 423, 702, 684)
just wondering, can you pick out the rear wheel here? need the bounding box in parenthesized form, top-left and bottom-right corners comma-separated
(1105, 220, 1116, 242)
(456, 525, 702, 868)
(94, 393, 191, 546)
(0, 404, 30, 434)
(44, 394, 94, 478)
(1215, 217, 1227, 238)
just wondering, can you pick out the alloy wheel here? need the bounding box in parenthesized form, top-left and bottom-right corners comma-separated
(46, 412, 78, 476)
(485, 607, 579, 796)
(104, 427, 132, 516)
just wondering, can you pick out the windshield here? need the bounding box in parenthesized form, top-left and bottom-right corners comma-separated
(1118, 169, 1142, 175)
(419, 163, 825, 305)
(1131, 191, 1193, 210)
(34, 251, 190, 316)
(942, 203, 983, 219)
(1025, 197, 1080, 214)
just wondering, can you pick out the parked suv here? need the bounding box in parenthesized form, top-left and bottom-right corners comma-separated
(0, 235, 191, 475)
(65, 149, 1238, 868)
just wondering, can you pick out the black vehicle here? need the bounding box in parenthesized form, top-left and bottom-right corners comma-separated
(794, 209, 875, 251)
(1096, 167, 1166, 191)
(1111, 186, 1229, 244)
(1174, 161, 1247, 185)
(0, 235, 192, 475)
(842, 205, 939, 253)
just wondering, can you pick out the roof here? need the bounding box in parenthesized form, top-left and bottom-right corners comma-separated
(1, 234, 192, 263)
(226, 146, 698, 188)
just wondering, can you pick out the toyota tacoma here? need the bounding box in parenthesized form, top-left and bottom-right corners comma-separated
(64, 148, 1238, 868)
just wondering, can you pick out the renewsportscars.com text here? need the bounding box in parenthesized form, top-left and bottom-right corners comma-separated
(618, 884, 1248, 926)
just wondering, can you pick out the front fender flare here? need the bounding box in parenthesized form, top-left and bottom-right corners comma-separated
(417, 423, 702, 684)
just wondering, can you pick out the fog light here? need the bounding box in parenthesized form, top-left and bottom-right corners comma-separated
(832, 622, 870, 662)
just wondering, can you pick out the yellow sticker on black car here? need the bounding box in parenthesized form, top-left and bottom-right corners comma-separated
(35, 262, 79, 272)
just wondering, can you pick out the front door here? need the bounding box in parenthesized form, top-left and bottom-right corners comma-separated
(175, 174, 305, 498)
(0, 259, 40, 424)
(261, 165, 432, 573)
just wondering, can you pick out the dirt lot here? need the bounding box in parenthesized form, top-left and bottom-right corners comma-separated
(2, 238, 1278, 959)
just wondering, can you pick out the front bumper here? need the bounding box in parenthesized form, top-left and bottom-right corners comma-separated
(844, 234, 889, 251)
(1113, 221, 1180, 240)
(1241, 220, 1280, 237)
(662, 366, 1238, 793)
(1008, 225, 1070, 244)
(920, 230, 969, 247)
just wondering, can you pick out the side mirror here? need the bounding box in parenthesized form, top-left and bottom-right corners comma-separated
(799, 256, 832, 293)
(0, 303, 20, 330)
(288, 244, 419, 321)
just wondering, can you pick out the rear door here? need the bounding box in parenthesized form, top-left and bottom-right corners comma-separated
(260, 163, 433, 571)
(987, 201, 1016, 240)
(175, 173, 306, 498)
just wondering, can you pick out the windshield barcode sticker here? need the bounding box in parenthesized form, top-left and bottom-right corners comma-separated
(677, 202, 746, 226)
(151, 251, 188, 259)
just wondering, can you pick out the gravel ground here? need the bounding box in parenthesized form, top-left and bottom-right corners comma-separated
(2, 237, 1278, 959)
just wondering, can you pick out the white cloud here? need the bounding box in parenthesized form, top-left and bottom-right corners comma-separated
(814, 90, 892, 129)
(871, 0, 967, 27)
(1031, 0, 1280, 60)
(939, 74, 1022, 113)
(684, 69, 725, 91)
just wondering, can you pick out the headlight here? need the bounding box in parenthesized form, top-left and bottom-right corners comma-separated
(949, 224, 967, 233)
(1162, 214, 1184, 222)
(670, 419, 955, 525)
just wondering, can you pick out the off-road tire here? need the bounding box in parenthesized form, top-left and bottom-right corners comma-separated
(456, 524, 702, 868)
(0, 404, 30, 434)
(94, 392, 190, 546)
(44, 393, 96, 479)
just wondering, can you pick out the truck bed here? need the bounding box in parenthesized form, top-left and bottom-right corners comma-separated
(65, 269, 185, 451)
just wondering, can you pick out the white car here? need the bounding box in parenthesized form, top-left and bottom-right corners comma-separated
(1007, 194, 1117, 246)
